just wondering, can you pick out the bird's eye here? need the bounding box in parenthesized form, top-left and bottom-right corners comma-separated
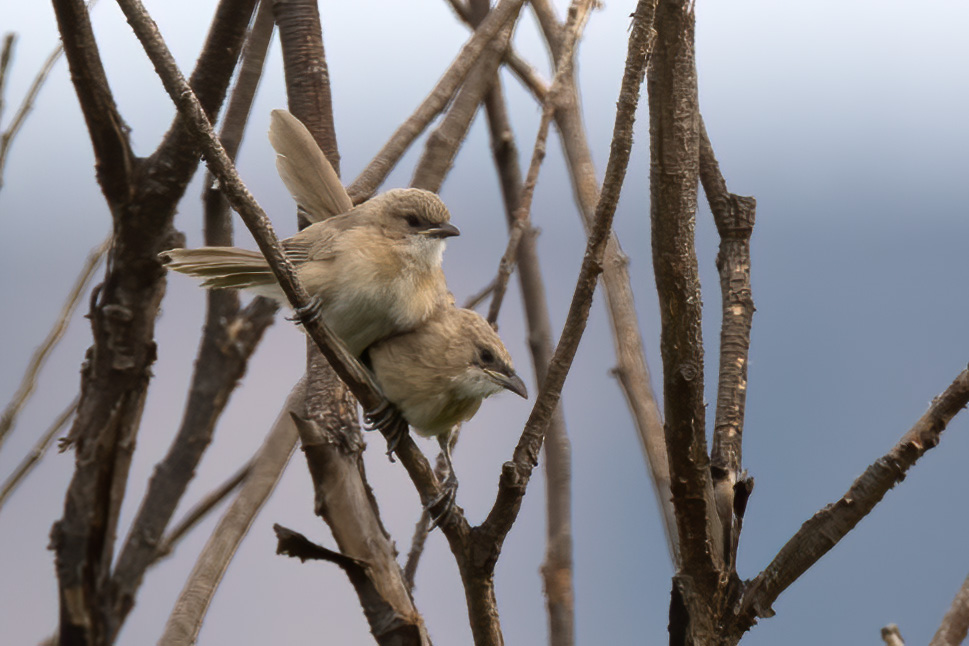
(404, 214, 421, 228)
(479, 348, 495, 364)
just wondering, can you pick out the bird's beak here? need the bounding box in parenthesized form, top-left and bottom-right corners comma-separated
(486, 369, 528, 399)
(420, 222, 461, 239)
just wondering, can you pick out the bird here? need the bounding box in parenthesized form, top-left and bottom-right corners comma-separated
(160, 114, 459, 356)
(364, 306, 528, 525)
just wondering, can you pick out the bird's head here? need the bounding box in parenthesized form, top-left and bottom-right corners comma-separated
(450, 310, 527, 402)
(370, 188, 460, 261)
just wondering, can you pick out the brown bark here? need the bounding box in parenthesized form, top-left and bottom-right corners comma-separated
(648, 0, 723, 641)
(49, 0, 257, 643)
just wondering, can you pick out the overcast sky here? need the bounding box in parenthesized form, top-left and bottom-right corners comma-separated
(1, 1, 968, 644)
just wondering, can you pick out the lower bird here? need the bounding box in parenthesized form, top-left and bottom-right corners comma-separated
(365, 306, 527, 525)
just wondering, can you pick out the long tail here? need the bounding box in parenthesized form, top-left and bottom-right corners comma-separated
(160, 247, 280, 293)
(268, 109, 353, 223)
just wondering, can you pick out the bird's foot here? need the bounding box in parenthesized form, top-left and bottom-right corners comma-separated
(287, 297, 325, 326)
(426, 471, 458, 530)
(364, 400, 409, 462)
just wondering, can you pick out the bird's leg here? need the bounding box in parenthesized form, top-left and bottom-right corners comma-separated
(363, 400, 409, 462)
(287, 296, 326, 326)
(427, 431, 458, 529)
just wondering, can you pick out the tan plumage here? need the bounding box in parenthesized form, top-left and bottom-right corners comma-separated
(366, 307, 527, 439)
(365, 306, 526, 524)
(268, 109, 353, 222)
(161, 112, 460, 356)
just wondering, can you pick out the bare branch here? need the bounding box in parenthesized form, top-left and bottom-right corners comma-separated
(930, 571, 969, 646)
(0, 236, 108, 451)
(481, 0, 656, 552)
(346, 0, 526, 201)
(482, 69, 575, 646)
(485, 0, 593, 326)
(0, 14, 79, 192)
(160, 382, 301, 646)
(152, 462, 252, 564)
(732, 366, 969, 636)
(528, 0, 676, 563)
(648, 0, 722, 607)
(699, 115, 757, 566)
(0, 397, 77, 515)
(108, 8, 277, 630)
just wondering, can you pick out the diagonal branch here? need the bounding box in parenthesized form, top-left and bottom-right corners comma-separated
(108, 6, 277, 633)
(485, 0, 593, 326)
(730, 366, 969, 637)
(481, 0, 655, 554)
(0, 396, 77, 515)
(0, 236, 108, 451)
(160, 382, 301, 646)
(527, 0, 676, 563)
(346, 0, 526, 201)
(930, 570, 969, 646)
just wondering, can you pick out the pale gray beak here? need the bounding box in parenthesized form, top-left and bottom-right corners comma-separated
(487, 369, 528, 399)
(421, 222, 460, 239)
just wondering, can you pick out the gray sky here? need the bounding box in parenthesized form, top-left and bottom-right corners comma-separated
(1, 1, 968, 644)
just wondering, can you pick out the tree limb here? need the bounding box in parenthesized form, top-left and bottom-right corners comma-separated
(730, 366, 969, 638)
(930, 570, 969, 646)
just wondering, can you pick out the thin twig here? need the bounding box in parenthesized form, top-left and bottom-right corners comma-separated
(529, 0, 675, 563)
(0, 397, 77, 514)
(444, 0, 549, 101)
(152, 462, 252, 563)
(0, 236, 108, 451)
(882, 624, 906, 646)
(0, 34, 15, 125)
(481, 0, 656, 555)
(0, 0, 98, 192)
(462, 278, 496, 311)
(346, 0, 526, 201)
(485, 0, 594, 326)
(730, 366, 969, 637)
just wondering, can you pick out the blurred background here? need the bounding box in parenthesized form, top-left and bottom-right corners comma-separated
(1, 1, 967, 643)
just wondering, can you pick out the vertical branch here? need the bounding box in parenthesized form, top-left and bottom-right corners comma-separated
(648, 6, 722, 630)
(699, 116, 756, 566)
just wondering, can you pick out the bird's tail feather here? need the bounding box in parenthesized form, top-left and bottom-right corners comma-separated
(160, 247, 277, 291)
(268, 109, 353, 223)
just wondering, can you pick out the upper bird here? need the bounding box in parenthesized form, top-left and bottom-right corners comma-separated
(160, 110, 458, 356)
(365, 306, 527, 524)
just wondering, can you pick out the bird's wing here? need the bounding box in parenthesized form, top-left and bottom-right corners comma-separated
(282, 214, 366, 264)
(268, 109, 354, 223)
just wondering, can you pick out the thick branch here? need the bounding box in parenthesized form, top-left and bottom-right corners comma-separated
(648, 0, 722, 605)
(731, 366, 969, 637)
(51, 0, 133, 203)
